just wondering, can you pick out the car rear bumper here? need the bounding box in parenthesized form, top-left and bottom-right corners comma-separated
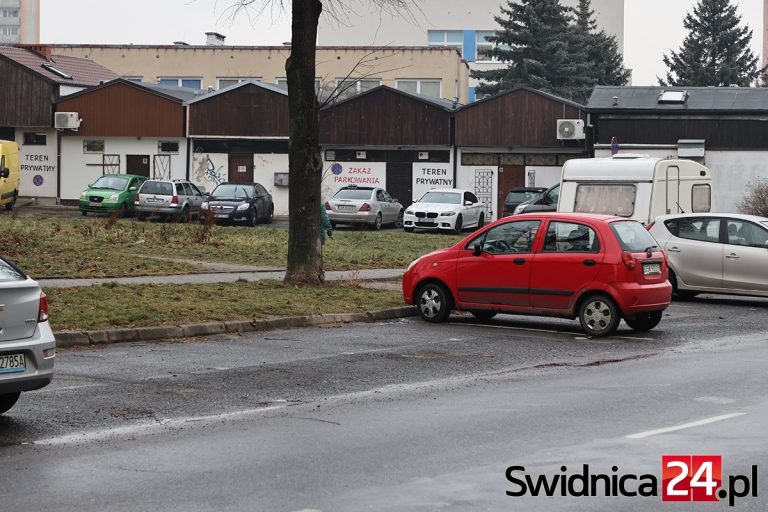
(328, 211, 377, 224)
(0, 321, 55, 394)
(135, 204, 181, 215)
(610, 281, 673, 315)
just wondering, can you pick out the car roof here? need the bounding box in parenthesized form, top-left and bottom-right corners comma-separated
(654, 212, 768, 223)
(515, 212, 626, 223)
(422, 188, 466, 194)
(339, 186, 375, 190)
(507, 187, 546, 192)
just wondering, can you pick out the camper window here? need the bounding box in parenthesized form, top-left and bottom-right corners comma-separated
(574, 184, 635, 217)
(691, 184, 712, 213)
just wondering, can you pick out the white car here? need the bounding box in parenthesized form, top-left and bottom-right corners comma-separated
(403, 189, 486, 233)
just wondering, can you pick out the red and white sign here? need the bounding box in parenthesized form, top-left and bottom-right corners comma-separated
(662, 455, 722, 502)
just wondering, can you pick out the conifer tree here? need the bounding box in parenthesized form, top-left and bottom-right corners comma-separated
(660, 0, 764, 86)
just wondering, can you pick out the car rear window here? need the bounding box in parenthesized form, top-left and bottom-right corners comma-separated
(610, 220, 660, 252)
(505, 191, 536, 203)
(334, 189, 373, 200)
(0, 258, 26, 282)
(140, 181, 174, 195)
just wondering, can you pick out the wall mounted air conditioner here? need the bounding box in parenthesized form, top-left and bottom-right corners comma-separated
(55, 112, 81, 130)
(556, 119, 585, 140)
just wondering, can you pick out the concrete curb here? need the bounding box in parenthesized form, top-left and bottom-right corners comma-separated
(53, 306, 418, 348)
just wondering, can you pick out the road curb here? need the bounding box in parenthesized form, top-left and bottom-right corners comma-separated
(53, 306, 418, 348)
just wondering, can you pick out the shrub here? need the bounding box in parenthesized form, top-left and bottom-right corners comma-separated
(738, 178, 768, 217)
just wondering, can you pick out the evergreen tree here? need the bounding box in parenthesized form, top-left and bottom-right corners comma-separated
(660, 0, 764, 86)
(472, 0, 583, 99)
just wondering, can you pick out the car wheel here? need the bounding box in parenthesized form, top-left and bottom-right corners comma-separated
(178, 206, 190, 223)
(404, 226, 415, 233)
(624, 311, 663, 331)
(118, 203, 128, 218)
(395, 209, 404, 228)
(416, 282, 452, 323)
(0, 392, 21, 415)
(265, 205, 274, 224)
(477, 213, 484, 228)
(4, 192, 16, 211)
(669, 270, 698, 300)
(470, 310, 496, 320)
(453, 214, 463, 234)
(250, 208, 259, 227)
(578, 294, 620, 337)
(369, 212, 383, 231)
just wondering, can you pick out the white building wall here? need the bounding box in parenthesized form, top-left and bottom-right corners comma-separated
(60, 137, 187, 200)
(456, 164, 498, 220)
(254, 153, 290, 217)
(15, 129, 57, 198)
(190, 151, 228, 194)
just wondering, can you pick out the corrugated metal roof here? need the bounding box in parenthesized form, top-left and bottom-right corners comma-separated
(322, 85, 461, 112)
(588, 85, 768, 112)
(458, 86, 585, 112)
(185, 79, 287, 105)
(0, 45, 118, 86)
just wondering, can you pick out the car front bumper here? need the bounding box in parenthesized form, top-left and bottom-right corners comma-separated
(202, 208, 252, 223)
(78, 199, 123, 213)
(403, 214, 458, 230)
(0, 321, 55, 394)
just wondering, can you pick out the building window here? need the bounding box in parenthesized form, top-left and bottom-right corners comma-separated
(475, 31, 496, 62)
(23, 133, 46, 146)
(276, 78, 322, 92)
(0, 26, 18, 35)
(1, 9, 19, 17)
(158, 141, 179, 153)
(427, 30, 463, 55)
(334, 78, 381, 99)
(124, 76, 143, 83)
(83, 140, 105, 153)
(217, 77, 261, 89)
(396, 79, 441, 98)
(158, 78, 202, 89)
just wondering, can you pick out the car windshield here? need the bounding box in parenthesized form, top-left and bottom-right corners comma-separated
(505, 191, 537, 203)
(762, 221, 768, 229)
(419, 191, 461, 204)
(140, 181, 174, 195)
(211, 184, 254, 199)
(91, 176, 129, 191)
(334, 189, 373, 200)
(0, 258, 26, 282)
(610, 220, 659, 252)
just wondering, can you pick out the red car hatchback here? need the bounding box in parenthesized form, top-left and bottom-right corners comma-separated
(402, 213, 672, 336)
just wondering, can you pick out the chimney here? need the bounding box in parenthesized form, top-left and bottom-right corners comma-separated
(17, 43, 52, 60)
(205, 32, 226, 46)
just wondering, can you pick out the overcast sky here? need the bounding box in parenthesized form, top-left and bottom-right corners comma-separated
(39, 0, 764, 86)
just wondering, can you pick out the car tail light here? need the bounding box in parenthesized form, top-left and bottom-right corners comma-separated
(134, 194, 140, 205)
(359, 203, 371, 212)
(171, 195, 179, 205)
(38, 291, 49, 323)
(645, 222, 655, 231)
(621, 251, 636, 271)
(324, 201, 331, 210)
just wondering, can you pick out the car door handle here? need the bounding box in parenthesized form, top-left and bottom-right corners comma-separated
(667, 247, 681, 252)
(513, 258, 525, 265)
(726, 253, 739, 259)
(583, 259, 596, 266)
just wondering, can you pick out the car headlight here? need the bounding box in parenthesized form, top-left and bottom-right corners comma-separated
(236, 204, 250, 211)
(440, 211, 457, 216)
(108, 194, 119, 201)
(513, 204, 526, 215)
(407, 256, 423, 271)
(80, 191, 87, 198)
(405, 209, 413, 215)
(201, 202, 209, 209)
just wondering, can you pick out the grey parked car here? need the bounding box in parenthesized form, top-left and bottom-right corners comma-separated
(326, 185, 403, 230)
(649, 213, 768, 298)
(0, 256, 55, 415)
(134, 179, 205, 222)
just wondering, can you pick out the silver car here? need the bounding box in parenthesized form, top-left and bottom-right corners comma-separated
(649, 213, 768, 298)
(135, 179, 205, 222)
(0, 257, 55, 415)
(326, 186, 403, 230)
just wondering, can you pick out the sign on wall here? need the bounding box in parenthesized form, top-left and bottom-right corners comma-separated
(412, 163, 453, 200)
(322, 161, 387, 199)
(18, 139, 57, 198)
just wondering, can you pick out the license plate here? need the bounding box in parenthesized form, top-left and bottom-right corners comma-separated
(643, 263, 661, 275)
(215, 214, 229, 218)
(337, 205, 356, 211)
(88, 201, 102, 207)
(146, 197, 163, 203)
(0, 353, 26, 374)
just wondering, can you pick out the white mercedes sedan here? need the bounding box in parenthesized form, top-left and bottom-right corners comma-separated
(403, 189, 486, 233)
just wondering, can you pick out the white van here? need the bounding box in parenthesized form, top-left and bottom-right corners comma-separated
(558, 154, 713, 225)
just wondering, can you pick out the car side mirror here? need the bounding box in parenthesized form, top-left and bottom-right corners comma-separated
(392, 198, 398, 203)
(0, 167, 8, 179)
(472, 244, 483, 256)
(464, 201, 473, 206)
(129, 186, 137, 191)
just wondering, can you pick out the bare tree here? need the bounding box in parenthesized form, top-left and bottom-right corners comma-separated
(226, 0, 416, 285)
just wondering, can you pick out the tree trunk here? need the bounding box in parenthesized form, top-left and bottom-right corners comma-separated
(284, 0, 324, 286)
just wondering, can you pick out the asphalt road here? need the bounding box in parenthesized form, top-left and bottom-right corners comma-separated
(1, 295, 767, 511)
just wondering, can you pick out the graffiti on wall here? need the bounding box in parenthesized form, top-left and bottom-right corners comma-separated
(193, 152, 225, 191)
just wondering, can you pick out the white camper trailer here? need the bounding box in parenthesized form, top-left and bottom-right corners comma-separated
(558, 154, 713, 224)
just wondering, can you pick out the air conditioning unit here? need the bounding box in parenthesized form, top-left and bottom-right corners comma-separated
(556, 119, 585, 140)
(55, 112, 81, 130)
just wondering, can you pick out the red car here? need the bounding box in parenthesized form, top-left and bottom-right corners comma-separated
(402, 213, 672, 336)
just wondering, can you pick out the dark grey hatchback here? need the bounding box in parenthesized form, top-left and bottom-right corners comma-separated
(200, 182, 274, 225)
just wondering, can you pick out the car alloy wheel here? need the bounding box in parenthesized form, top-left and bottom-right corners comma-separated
(578, 294, 620, 337)
(395, 209, 404, 228)
(624, 311, 663, 331)
(452, 214, 463, 234)
(417, 283, 452, 323)
(370, 212, 382, 231)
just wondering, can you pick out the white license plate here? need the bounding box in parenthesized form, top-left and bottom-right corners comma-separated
(146, 197, 163, 203)
(643, 263, 661, 275)
(337, 205, 356, 211)
(215, 214, 229, 218)
(0, 353, 26, 374)
(88, 201, 103, 207)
